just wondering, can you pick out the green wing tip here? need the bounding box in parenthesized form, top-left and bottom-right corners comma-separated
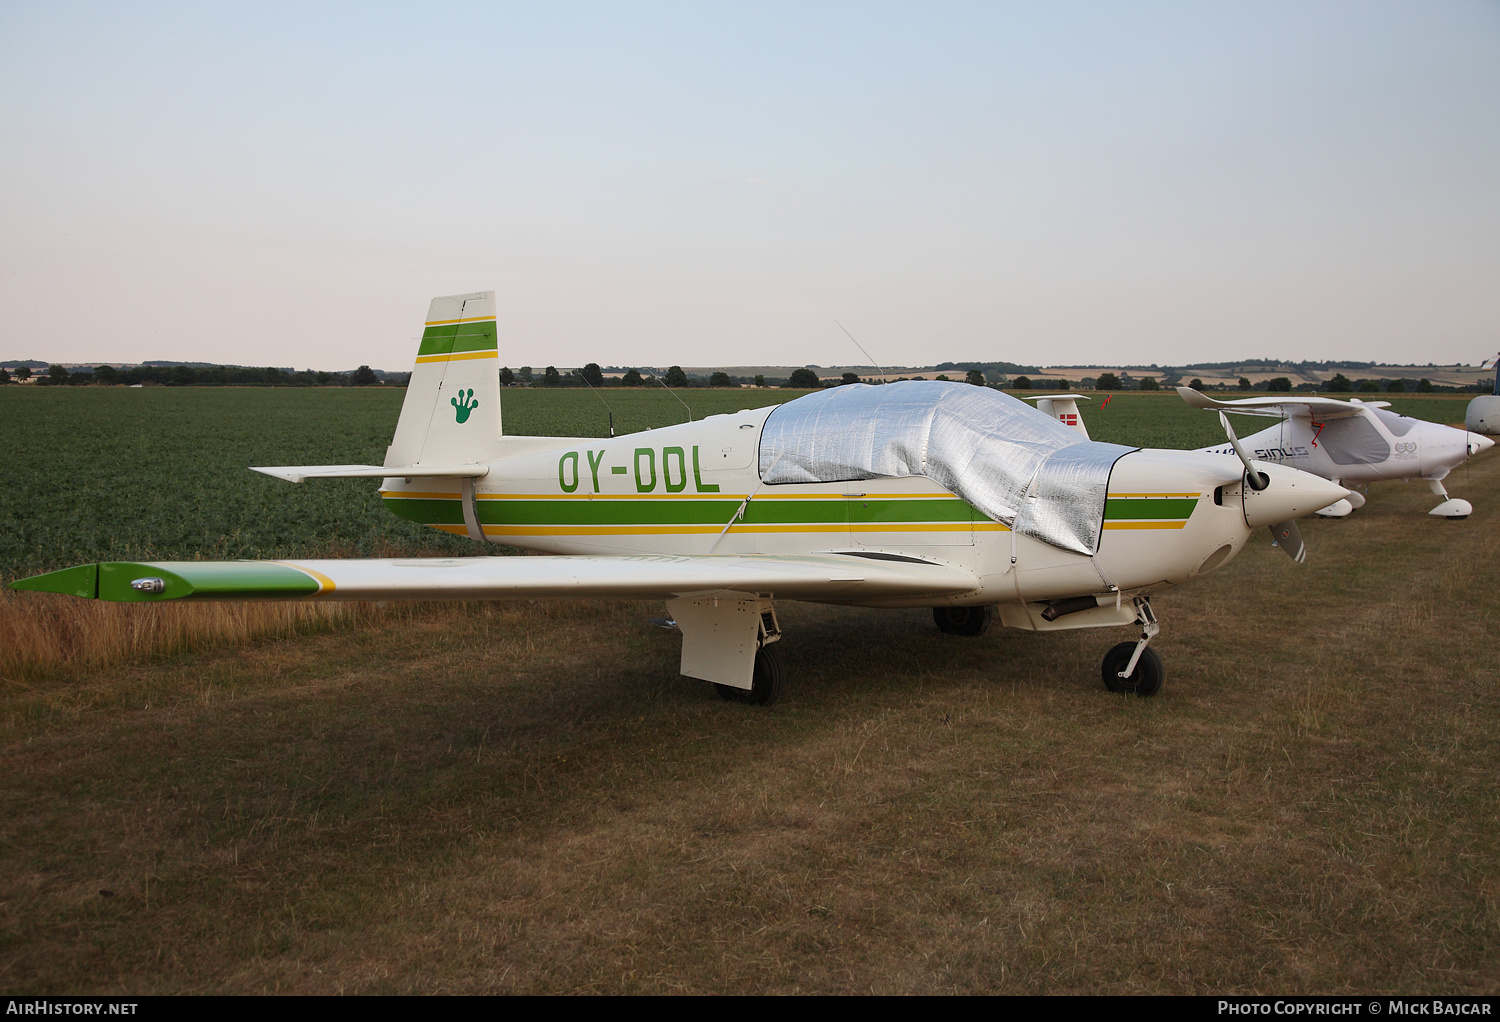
(10, 563, 100, 599)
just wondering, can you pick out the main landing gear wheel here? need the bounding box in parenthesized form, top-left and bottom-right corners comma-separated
(714, 644, 786, 707)
(933, 605, 992, 636)
(1101, 642, 1164, 697)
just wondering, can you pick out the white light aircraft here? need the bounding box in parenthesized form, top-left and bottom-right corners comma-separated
(13, 292, 1352, 702)
(1177, 386, 1493, 519)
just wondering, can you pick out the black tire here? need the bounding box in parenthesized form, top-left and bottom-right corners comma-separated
(1101, 642, 1164, 697)
(933, 605, 993, 636)
(713, 644, 786, 706)
(747, 644, 786, 706)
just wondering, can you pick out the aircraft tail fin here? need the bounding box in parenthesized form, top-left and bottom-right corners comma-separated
(385, 291, 503, 468)
(1025, 394, 1091, 439)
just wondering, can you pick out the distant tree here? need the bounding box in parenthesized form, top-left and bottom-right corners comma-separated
(1417, 378, 1434, 393)
(1266, 377, 1292, 392)
(15, 366, 31, 381)
(543, 366, 562, 386)
(580, 363, 605, 388)
(840, 372, 860, 386)
(168, 365, 194, 386)
(784, 367, 821, 389)
(934, 374, 951, 382)
(664, 365, 689, 388)
(519, 366, 533, 384)
(964, 369, 985, 386)
(263, 367, 285, 386)
(1011, 376, 1031, 390)
(0, 367, 9, 384)
(1095, 372, 1121, 390)
(1189, 379, 1204, 390)
(1386, 378, 1406, 393)
(1238, 377, 1252, 391)
(709, 371, 733, 387)
(621, 368, 644, 387)
(753, 374, 766, 387)
(1138, 377, 1160, 391)
(45, 364, 69, 386)
(1326, 373, 1352, 393)
(1357, 379, 1382, 393)
(499, 366, 514, 386)
(315, 371, 332, 386)
(351, 365, 378, 386)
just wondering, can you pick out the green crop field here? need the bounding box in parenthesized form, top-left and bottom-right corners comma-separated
(0, 386, 1477, 579)
(0, 387, 800, 579)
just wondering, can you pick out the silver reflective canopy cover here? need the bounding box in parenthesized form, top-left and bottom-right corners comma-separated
(759, 381, 1135, 555)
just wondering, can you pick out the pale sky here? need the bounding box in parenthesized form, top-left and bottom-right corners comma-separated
(2, 1, 1497, 372)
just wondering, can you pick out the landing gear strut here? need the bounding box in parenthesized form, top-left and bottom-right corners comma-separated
(1101, 598, 1164, 697)
(1425, 478, 1472, 519)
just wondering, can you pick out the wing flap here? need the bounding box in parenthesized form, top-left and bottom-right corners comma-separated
(14, 554, 979, 603)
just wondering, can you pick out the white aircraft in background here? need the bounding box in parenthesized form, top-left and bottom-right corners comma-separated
(1177, 387, 1493, 519)
(12, 292, 1350, 702)
(1466, 354, 1499, 436)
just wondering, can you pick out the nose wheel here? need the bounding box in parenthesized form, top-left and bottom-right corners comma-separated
(1101, 598, 1164, 697)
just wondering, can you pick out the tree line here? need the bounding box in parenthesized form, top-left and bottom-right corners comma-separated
(0, 364, 392, 387)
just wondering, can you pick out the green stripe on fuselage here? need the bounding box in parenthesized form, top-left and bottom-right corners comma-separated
(382, 493, 1190, 531)
(381, 494, 982, 529)
(1103, 498, 1197, 521)
(416, 319, 498, 357)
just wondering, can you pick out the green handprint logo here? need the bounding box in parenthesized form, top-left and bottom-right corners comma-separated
(451, 388, 479, 424)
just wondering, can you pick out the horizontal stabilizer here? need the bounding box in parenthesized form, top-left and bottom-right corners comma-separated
(12, 554, 979, 604)
(251, 464, 490, 483)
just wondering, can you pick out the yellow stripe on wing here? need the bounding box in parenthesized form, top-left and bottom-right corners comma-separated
(276, 562, 337, 594)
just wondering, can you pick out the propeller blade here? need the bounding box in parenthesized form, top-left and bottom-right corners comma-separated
(1268, 520, 1306, 564)
(1219, 411, 1270, 490)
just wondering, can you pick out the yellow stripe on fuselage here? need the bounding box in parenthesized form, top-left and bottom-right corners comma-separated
(1108, 492, 1204, 499)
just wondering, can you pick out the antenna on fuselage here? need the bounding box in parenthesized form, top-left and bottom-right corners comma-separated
(573, 368, 616, 437)
(836, 321, 888, 383)
(650, 370, 693, 423)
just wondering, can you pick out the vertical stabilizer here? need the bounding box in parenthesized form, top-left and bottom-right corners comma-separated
(1028, 395, 1092, 439)
(386, 291, 503, 468)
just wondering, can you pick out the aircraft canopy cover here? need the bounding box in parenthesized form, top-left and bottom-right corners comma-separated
(758, 381, 1136, 555)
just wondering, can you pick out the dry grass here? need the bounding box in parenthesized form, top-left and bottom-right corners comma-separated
(1, 459, 1497, 994)
(0, 589, 387, 681)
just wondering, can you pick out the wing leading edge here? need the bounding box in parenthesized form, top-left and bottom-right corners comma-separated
(1175, 386, 1384, 420)
(12, 554, 979, 604)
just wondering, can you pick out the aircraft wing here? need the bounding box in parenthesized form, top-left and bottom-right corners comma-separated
(12, 554, 980, 604)
(250, 463, 490, 483)
(1174, 387, 1370, 419)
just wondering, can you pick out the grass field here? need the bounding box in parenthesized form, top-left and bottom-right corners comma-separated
(1, 387, 1495, 993)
